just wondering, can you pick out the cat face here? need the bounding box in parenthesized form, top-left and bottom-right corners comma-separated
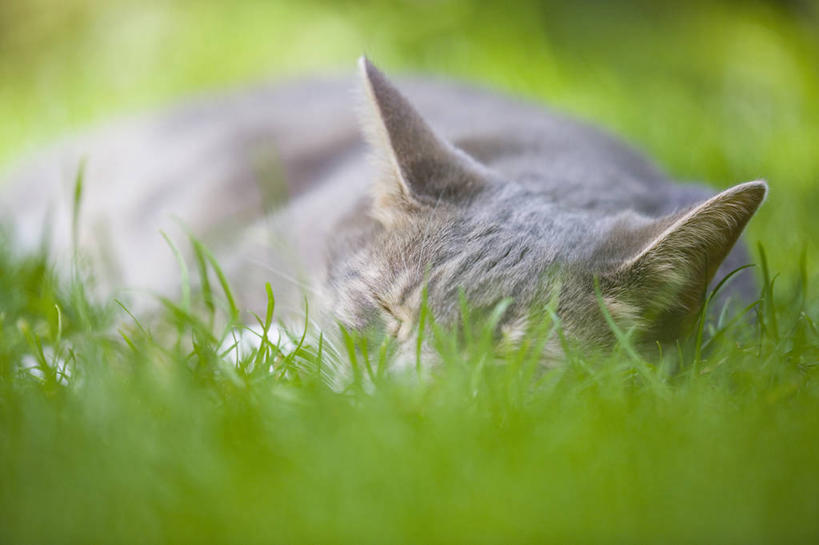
(327, 58, 767, 357)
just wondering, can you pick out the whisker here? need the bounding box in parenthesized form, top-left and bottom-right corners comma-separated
(243, 255, 322, 296)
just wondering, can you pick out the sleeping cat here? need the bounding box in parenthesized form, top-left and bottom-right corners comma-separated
(0, 58, 767, 357)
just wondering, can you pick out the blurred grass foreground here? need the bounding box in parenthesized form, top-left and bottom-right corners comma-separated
(2, 0, 819, 543)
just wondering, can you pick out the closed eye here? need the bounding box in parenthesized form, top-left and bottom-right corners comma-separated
(374, 294, 402, 337)
(373, 293, 416, 342)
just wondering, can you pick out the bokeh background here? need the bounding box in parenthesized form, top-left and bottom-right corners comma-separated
(1, 0, 818, 274)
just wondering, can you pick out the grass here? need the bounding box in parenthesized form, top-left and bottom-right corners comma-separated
(1, 227, 818, 543)
(2, 0, 819, 542)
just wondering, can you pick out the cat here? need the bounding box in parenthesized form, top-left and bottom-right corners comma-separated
(0, 57, 767, 359)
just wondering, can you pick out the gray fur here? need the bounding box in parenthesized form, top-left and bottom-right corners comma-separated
(0, 58, 767, 356)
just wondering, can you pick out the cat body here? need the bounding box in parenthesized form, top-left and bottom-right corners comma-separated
(0, 59, 766, 355)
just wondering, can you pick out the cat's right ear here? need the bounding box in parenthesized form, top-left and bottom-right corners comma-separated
(358, 57, 486, 225)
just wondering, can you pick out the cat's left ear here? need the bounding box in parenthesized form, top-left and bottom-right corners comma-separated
(358, 57, 486, 223)
(604, 180, 767, 340)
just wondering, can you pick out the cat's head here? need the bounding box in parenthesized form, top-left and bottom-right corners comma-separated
(327, 58, 767, 358)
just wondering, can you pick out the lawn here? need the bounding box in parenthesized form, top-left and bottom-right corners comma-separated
(1, 1, 819, 542)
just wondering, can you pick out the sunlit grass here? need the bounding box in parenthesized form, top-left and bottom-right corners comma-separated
(1, 217, 818, 542)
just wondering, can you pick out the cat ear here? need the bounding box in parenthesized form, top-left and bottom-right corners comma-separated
(358, 57, 485, 221)
(606, 181, 767, 339)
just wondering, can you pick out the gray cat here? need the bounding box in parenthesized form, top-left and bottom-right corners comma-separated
(0, 58, 766, 358)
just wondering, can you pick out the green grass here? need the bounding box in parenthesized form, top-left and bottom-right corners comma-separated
(2, 0, 819, 542)
(2, 228, 818, 543)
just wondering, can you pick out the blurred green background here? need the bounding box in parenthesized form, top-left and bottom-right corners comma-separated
(1, 0, 818, 277)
